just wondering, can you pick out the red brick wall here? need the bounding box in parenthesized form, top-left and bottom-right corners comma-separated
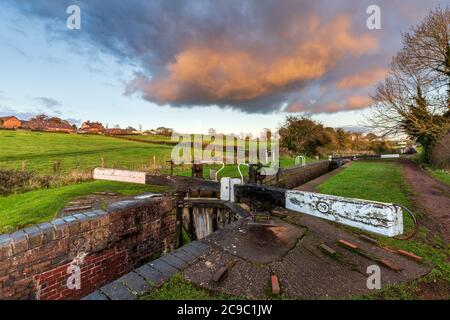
(0, 196, 177, 300)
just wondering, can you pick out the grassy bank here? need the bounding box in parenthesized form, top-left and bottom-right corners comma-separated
(412, 149, 450, 186)
(0, 181, 165, 233)
(317, 160, 450, 299)
(0, 130, 299, 180)
(0, 130, 174, 175)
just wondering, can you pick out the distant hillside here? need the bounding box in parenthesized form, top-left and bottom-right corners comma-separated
(0, 129, 174, 175)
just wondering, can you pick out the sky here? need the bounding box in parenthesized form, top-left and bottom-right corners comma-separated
(0, 0, 448, 135)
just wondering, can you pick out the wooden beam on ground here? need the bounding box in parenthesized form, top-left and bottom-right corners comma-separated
(93, 168, 220, 193)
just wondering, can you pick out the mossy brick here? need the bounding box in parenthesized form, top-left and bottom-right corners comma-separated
(23, 226, 43, 249)
(10, 230, 28, 254)
(37, 222, 56, 244)
(94, 210, 111, 226)
(108, 200, 141, 212)
(62, 216, 80, 234)
(84, 210, 105, 228)
(0, 235, 13, 259)
(73, 213, 91, 232)
(51, 218, 70, 238)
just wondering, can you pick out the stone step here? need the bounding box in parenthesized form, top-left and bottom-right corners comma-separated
(147, 258, 178, 278)
(99, 280, 136, 300)
(160, 253, 189, 270)
(82, 290, 109, 300)
(117, 271, 150, 295)
(134, 264, 165, 286)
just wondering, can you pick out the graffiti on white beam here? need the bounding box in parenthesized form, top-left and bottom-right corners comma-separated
(285, 191, 403, 237)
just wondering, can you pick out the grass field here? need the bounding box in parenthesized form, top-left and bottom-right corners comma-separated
(0, 129, 300, 179)
(317, 161, 450, 299)
(0, 129, 304, 232)
(0, 130, 174, 175)
(0, 181, 165, 233)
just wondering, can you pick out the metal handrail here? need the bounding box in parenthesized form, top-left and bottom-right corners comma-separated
(201, 160, 225, 181)
(393, 203, 418, 240)
(237, 163, 249, 183)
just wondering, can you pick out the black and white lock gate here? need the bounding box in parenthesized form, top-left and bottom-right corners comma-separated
(93, 168, 416, 239)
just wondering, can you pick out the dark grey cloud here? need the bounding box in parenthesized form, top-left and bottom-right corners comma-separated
(33, 96, 62, 109)
(0, 106, 41, 120)
(5, 0, 448, 114)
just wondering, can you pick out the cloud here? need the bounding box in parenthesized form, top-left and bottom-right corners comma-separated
(0, 106, 41, 120)
(336, 68, 388, 89)
(6, 0, 447, 114)
(128, 15, 378, 110)
(346, 95, 373, 109)
(34, 97, 62, 109)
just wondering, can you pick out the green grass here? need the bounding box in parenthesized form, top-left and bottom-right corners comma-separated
(141, 273, 237, 300)
(123, 134, 173, 142)
(412, 147, 450, 186)
(0, 130, 175, 175)
(425, 168, 450, 186)
(0, 130, 299, 179)
(317, 160, 450, 298)
(317, 161, 411, 206)
(0, 181, 165, 233)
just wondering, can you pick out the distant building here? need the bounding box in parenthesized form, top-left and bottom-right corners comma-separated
(43, 119, 76, 133)
(104, 128, 132, 135)
(0, 116, 21, 129)
(79, 121, 105, 134)
(156, 127, 173, 136)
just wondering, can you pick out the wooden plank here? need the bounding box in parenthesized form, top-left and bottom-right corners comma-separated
(286, 190, 404, 237)
(93, 168, 146, 184)
(93, 167, 221, 192)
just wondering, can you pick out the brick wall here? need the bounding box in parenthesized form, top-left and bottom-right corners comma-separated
(0, 196, 177, 300)
(265, 160, 331, 189)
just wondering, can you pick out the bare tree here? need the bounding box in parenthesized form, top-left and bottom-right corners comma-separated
(368, 6, 450, 161)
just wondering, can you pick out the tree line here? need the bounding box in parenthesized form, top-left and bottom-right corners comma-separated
(279, 116, 396, 157)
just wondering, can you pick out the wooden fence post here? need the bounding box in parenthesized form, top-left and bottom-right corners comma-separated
(53, 160, 61, 175)
(21, 160, 26, 172)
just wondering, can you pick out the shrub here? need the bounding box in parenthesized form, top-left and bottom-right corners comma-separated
(430, 129, 450, 169)
(0, 170, 51, 196)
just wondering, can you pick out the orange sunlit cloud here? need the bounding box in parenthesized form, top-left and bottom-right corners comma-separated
(134, 15, 379, 108)
(336, 68, 388, 89)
